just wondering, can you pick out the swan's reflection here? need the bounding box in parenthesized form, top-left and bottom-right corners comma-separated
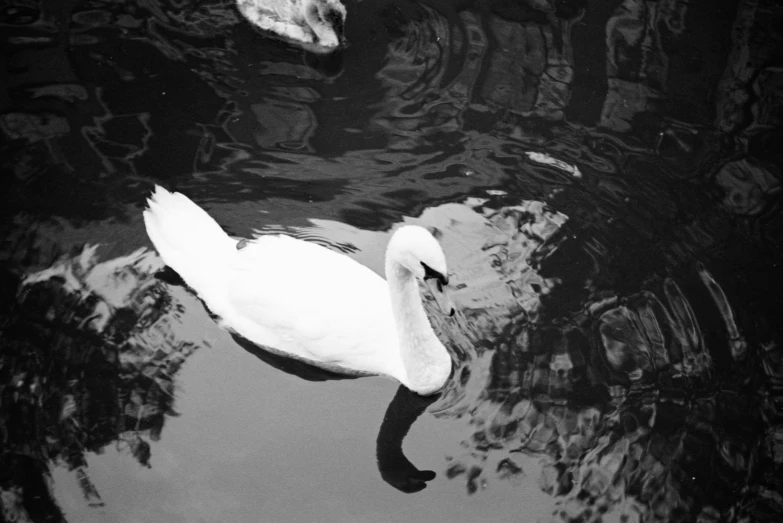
(232, 334, 438, 493)
(231, 333, 360, 383)
(376, 386, 438, 493)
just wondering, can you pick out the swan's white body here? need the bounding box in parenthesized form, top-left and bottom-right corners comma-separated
(142, 186, 452, 394)
(236, 0, 346, 52)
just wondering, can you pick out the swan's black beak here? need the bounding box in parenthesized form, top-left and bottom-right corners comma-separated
(421, 262, 448, 286)
(422, 263, 455, 317)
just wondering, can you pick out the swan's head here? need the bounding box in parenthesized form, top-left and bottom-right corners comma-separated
(387, 226, 448, 281)
(302, 0, 347, 50)
(387, 226, 454, 317)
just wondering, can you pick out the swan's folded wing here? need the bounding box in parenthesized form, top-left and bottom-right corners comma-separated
(222, 236, 401, 376)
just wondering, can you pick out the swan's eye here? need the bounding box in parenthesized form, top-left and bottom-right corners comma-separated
(421, 262, 448, 288)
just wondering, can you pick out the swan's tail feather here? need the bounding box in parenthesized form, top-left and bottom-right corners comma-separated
(143, 185, 234, 294)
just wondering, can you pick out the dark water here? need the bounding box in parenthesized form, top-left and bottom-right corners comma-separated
(1, 0, 782, 521)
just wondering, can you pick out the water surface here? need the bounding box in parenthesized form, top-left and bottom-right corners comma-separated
(1, 0, 782, 521)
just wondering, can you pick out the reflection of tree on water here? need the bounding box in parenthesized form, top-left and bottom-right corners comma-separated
(372, 0, 585, 148)
(435, 202, 783, 520)
(0, 247, 203, 522)
(446, 290, 780, 519)
(372, 0, 782, 180)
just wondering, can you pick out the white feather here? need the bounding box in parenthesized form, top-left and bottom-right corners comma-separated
(236, 0, 347, 51)
(143, 186, 453, 394)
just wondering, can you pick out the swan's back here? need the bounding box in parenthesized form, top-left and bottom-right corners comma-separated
(222, 236, 404, 378)
(143, 186, 406, 382)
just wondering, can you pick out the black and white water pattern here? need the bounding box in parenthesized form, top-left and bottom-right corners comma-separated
(1, 0, 782, 522)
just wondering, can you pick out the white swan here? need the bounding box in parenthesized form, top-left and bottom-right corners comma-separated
(236, 0, 346, 52)
(142, 186, 454, 395)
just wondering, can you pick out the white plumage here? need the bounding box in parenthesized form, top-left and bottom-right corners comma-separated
(142, 186, 453, 394)
(236, 0, 346, 52)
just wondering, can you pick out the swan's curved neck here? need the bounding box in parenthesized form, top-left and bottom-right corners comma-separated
(385, 258, 451, 395)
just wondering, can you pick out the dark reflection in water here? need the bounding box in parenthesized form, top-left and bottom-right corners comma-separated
(236, 332, 437, 493)
(232, 332, 360, 382)
(0, 244, 205, 521)
(1, 0, 782, 521)
(376, 386, 439, 494)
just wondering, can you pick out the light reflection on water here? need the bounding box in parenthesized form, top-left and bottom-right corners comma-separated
(1, 0, 782, 521)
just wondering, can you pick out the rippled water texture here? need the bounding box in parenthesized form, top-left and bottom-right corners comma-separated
(1, 0, 782, 522)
